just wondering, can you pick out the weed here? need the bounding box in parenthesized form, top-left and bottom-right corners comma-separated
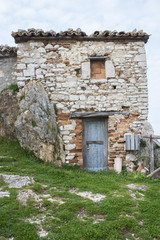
(53, 103, 58, 114)
(20, 94, 25, 101)
(32, 120, 37, 127)
(32, 183, 44, 194)
(154, 144, 160, 150)
(140, 139, 146, 148)
(0, 83, 19, 95)
(45, 107, 51, 117)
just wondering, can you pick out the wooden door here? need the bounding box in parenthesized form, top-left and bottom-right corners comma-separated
(83, 118, 108, 171)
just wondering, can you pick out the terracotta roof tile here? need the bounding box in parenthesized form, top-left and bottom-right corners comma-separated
(11, 28, 149, 43)
(0, 45, 17, 57)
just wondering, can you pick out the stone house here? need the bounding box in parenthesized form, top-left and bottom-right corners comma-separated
(6, 28, 150, 171)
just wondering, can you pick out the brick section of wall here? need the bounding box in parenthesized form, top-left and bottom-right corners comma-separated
(108, 112, 140, 170)
(57, 110, 83, 166)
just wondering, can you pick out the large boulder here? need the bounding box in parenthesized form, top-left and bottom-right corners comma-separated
(15, 81, 64, 165)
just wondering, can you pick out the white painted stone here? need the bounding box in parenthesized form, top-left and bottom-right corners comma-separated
(38, 47, 46, 53)
(24, 69, 34, 77)
(53, 44, 59, 49)
(62, 82, 77, 88)
(57, 63, 66, 68)
(63, 136, 72, 141)
(17, 77, 26, 81)
(138, 61, 147, 68)
(114, 158, 122, 173)
(37, 58, 46, 64)
(69, 95, 79, 101)
(63, 124, 76, 131)
(17, 64, 26, 70)
(81, 62, 90, 79)
(80, 95, 86, 101)
(17, 81, 25, 87)
(45, 44, 54, 50)
(105, 60, 115, 78)
(65, 144, 76, 150)
(134, 54, 146, 62)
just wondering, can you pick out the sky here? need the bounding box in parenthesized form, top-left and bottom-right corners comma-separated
(0, 0, 160, 134)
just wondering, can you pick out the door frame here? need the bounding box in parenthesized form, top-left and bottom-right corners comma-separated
(82, 117, 108, 170)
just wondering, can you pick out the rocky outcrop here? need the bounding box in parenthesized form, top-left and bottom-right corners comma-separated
(0, 89, 19, 137)
(15, 81, 64, 165)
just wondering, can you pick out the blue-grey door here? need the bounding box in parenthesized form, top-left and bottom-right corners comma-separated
(83, 118, 108, 171)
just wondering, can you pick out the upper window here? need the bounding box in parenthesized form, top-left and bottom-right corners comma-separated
(89, 57, 107, 79)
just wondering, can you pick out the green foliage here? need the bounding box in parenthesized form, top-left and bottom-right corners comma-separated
(46, 107, 51, 116)
(9, 84, 19, 94)
(57, 123, 60, 134)
(0, 136, 160, 240)
(154, 144, 160, 150)
(32, 183, 44, 194)
(20, 94, 25, 101)
(31, 120, 37, 127)
(140, 139, 147, 148)
(0, 83, 19, 96)
(47, 124, 55, 133)
(53, 103, 58, 114)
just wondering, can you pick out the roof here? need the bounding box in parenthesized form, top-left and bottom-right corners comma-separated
(0, 45, 17, 57)
(12, 28, 149, 44)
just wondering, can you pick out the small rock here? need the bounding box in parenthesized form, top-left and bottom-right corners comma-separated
(0, 191, 10, 198)
(69, 188, 105, 202)
(0, 174, 34, 188)
(38, 228, 48, 237)
(17, 189, 42, 206)
(126, 184, 148, 191)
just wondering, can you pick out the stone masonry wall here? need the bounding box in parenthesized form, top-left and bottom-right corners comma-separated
(16, 40, 148, 169)
(0, 56, 17, 91)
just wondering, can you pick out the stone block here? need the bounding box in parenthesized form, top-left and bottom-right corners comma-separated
(65, 144, 76, 150)
(17, 64, 26, 70)
(105, 61, 115, 78)
(38, 47, 46, 53)
(134, 54, 146, 62)
(69, 95, 79, 101)
(80, 95, 86, 101)
(45, 44, 54, 50)
(63, 124, 76, 131)
(82, 62, 90, 79)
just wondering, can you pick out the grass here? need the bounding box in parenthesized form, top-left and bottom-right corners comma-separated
(0, 136, 160, 239)
(0, 83, 19, 95)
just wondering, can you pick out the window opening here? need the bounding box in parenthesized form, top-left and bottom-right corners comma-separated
(90, 59, 105, 79)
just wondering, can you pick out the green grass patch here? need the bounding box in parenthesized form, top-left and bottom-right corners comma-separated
(0, 136, 160, 239)
(0, 83, 19, 95)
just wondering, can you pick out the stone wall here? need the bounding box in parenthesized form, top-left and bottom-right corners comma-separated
(0, 46, 17, 91)
(16, 39, 148, 169)
(0, 89, 19, 137)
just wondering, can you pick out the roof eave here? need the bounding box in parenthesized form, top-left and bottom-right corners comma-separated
(13, 35, 150, 44)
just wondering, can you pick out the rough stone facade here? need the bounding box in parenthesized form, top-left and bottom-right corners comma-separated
(12, 29, 149, 170)
(0, 45, 17, 91)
